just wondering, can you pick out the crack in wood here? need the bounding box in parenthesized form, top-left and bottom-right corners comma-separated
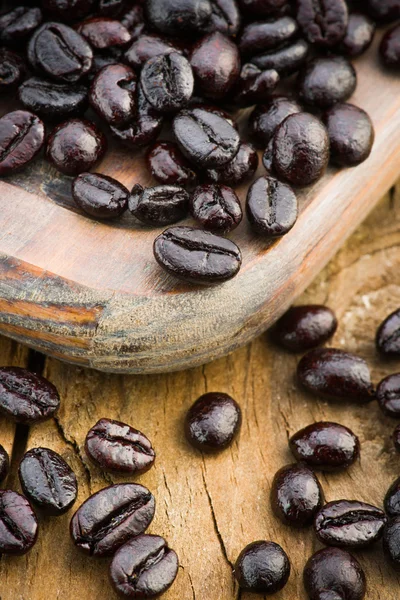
(53, 414, 93, 495)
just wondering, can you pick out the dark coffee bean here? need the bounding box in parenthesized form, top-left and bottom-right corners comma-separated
(42, 0, 94, 21)
(147, 142, 197, 187)
(124, 34, 181, 71)
(273, 305, 337, 352)
(384, 477, 400, 518)
(154, 226, 242, 284)
(207, 0, 241, 36)
(121, 5, 145, 41)
(0, 445, 9, 483)
(234, 541, 290, 594)
(249, 96, 302, 147)
(205, 142, 258, 186)
(296, 0, 348, 48)
(289, 422, 359, 471)
(0, 49, 25, 91)
(19, 77, 88, 121)
(271, 463, 324, 527)
(380, 24, 400, 70)
(272, 113, 329, 187)
(28, 22, 93, 84)
(76, 17, 131, 50)
(189, 102, 238, 130)
(97, 0, 126, 18)
(129, 184, 189, 226)
(298, 57, 357, 109)
(233, 63, 279, 107)
(145, 0, 212, 37)
(337, 13, 376, 58)
(238, 0, 288, 17)
(375, 374, 400, 418)
(190, 184, 242, 233)
(376, 309, 400, 357)
(297, 348, 375, 403)
(140, 52, 194, 113)
(0, 490, 38, 555)
(185, 392, 242, 451)
(19, 447, 78, 516)
(110, 534, 179, 598)
(72, 172, 129, 219)
(0, 366, 59, 424)
(262, 138, 274, 172)
(46, 118, 107, 176)
(70, 483, 155, 557)
(383, 517, 400, 568)
(323, 103, 374, 167)
(0, 7, 42, 45)
(0, 110, 44, 177)
(90, 63, 137, 127)
(239, 16, 298, 56)
(251, 38, 309, 77)
(314, 500, 387, 549)
(89, 48, 122, 78)
(367, 0, 400, 23)
(173, 107, 240, 168)
(393, 424, 400, 453)
(246, 175, 298, 237)
(304, 547, 366, 600)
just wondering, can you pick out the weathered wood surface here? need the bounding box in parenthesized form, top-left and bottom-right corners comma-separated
(0, 182, 400, 599)
(0, 32, 400, 374)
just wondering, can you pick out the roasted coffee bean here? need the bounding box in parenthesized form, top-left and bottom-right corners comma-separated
(42, 0, 94, 21)
(147, 142, 197, 187)
(273, 305, 337, 352)
(89, 48, 122, 78)
(129, 184, 189, 226)
(110, 534, 179, 598)
(121, 4, 145, 41)
(375, 374, 400, 418)
(205, 142, 258, 186)
(323, 103, 374, 167)
(28, 22, 93, 83)
(0, 445, 9, 484)
(303, 547, 366, 600)
(271, 463, 324, 527)
(76, 17, 131, 50)
(376, 309, 400, 357)
(314, 500, 387, 549)
(0, 490, 38, 555)
(234, 541, 290, 594)
(297, 348, 375, 403)
(70, 483, 155, 557)
(262, 138, 274, 172)
(337, 13, 376, 58)
(384, 477, 400, 518)
(296, 0, 348, 48)
(289, 422, 359, 471)
(0, 367, 59, 424)
(98, 0, 126, 17)
(46, 119, 107, 176)
(145, 0, 212, 37)
(173, 107, 240, 168)
(249, 96, 301, 147)
(0, 6, 42, 45)
(238, 0, 288, 17)
(394, 424, 400, 453)
(367, 0, 400, 23)
(189, 102, 238, 130)
(233, 63, 279, 107)
(271, 113, 329, 187)
(124, 34, 181, 71)
(239, 16, 298, 56)
(72, 172, 129, 219)
(190, 184, 242, 233)
(19, 447, 77, 516)
(19, 77, 88, 121)
(185, 392, 242, 451)
(380, 25, 400, 70)
(246, 175, 298, 237)
(140, 53, 194, 113)
(154, 226, 242, 284)
(0, 110, 44, 177)
(90, 64, 137, 127)
(207, 0, 241, 36)
(0, 49, 25, 90)
(383, 517, 400, 568)
(85, 418, 155, 474)
(298, 57, 357, 109)
(251, 38, 309, 76)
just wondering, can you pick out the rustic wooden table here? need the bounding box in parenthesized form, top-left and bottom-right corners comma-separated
(1, 181, 400, 600)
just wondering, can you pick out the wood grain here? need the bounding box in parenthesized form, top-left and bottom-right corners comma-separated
(0, 33, 399, 373)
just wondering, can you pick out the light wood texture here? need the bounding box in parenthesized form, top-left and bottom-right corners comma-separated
(0, 34, 400, 373)
(1, 183, 400, 599)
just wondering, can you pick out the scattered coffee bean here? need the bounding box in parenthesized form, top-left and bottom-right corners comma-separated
(0, 110, 45, 177)
(145, 0, 213, 37)
(76, 17, 131, 50)
(380, 24, 400, 70)
(384, 477, 400, 518)
(19, 77, 88, 121)
(124, 34, 181, 71)
(298, 57, 357, 109)
(246, 175, 298, 236)
(141, 52, 194, 113)
(0, 6, 42, 45)
(393, 424, 400, 453)
(337, 13, 376, 58)
(205, 142, 258, 186)
(367, 0, 400, 23)
(233, 64, 280, 107)
(207, 0, 241, 36)
(147, 142, 197, 187)
(239, 16, 298, 56)
(190, 184, 242, 233)
(0, 490, 38, 555)
(251, 38, 309, 76)
(0, 445, 9, 484)
(72, 172, 129, 220)
(90, 63, 137, 126)
(0, 49, 25, 91)
(376, 374, 400, 418)
(129, 184, 189, 226)
(234, 541, 290, 594)
(42, 0, 94, 22)
(296, 0, 348, 48)
(273, 305, 338, 352)
(249, 96, 302, 148)
(376, 309, 400, 357)
(384, 518, 400, 568)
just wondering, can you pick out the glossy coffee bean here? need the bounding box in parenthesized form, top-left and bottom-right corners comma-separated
(19, 447, 78, 516)
(315, 500, 387, 549)
(298, 57, 357, 109)
(42, 0, 94, 21)
(0, 7, 42, 45)
(239, 16, 298, 56)
(70, 483, 155, 557)
(0, 110, 44, 177)
(89, 48, 123, 78)
(190, 103, 238, 130)
(297, 348, 375, 403)
(205, 142, 258, 187)
(296, 0, 348, 48)
(238, 0, 288, 17)
(124, 34, 181, 71)
(46, 119, 107, 176)
(0, 445, 9, 483)
(120, 5, 145, 41)
(249, 96, 302, 147)
(0, 49, 25, 90)
(19, 77, 88, 121)
(251, 38, 309, 76)
(173, 107, 240, 168)
(190, 184, 242, 233)
(154, 226, 242, 284)
(76, 17, 131, 50)
(383, 517, 400, 568)
(304, 547, 366, 600)
(145, 0, 212, 37)
(273, 305, 337, 352)
(337, 13, 376, 58)
(28, 22, 93, 83)
(0, 490, 38, 555)
(376, 309, 400, 357)
(393, 424, 400, 453)
(375, 374, 400, 418)
(147, 142, 197, 187)
(233, 63, 279, 107)
(246, 175, 297, 237)
(384, 477, 400, 518)
(140, 53, 194, 113)
(289, 422, 359, 472)
(129, 184, 189, 226)
(185, 392, 241, 451)
(323, 103, 374, 167)
(0, 366, 60, 424)
(72, 172, 129, 219)
(367, 0, 400, 23)
(207, 0, 241, 36)
(110, 534, 179, 599)
(380, 25, 400, 70)
(234, 541, 290, 594)
(90, 63, 137, 126)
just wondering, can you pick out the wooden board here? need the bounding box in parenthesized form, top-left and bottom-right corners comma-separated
(0, 34, 400, 374)
(0, 181, 400, 599)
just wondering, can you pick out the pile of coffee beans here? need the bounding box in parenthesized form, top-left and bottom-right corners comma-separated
(0, 0, 398, 285)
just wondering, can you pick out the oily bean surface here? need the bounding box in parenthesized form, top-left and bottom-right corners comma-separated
(234, 64, 280, 107)
(205, 142, 258, 186)
(298, 57, 357, 109)
(0, 7, 42, 45)
(145, 0, 213, 37)
(296, 0, 348, 48)
(249, 96, 302, 147)
(323, 103, 374, 167)
(72, 172, 129, 220)
(141, 52, 194, 113)
(90, 63, 137, 126)
(273, 305, 337, 352)
(129, 184, 189, 226)
(239, 16, 298, 56)
(338, 12, 376, 57)
(383, 517, 400, 568)
(0, 445, 9, 484)
(76, 17, 132, 50)
(0, 490, 38, 555)
(0, 49, 25, 90)
(207, 0, 241, 36)
(251, 38, 309, 76)
(380, 24, 400, 69)
(190, 184, 242, 233)
(0, 110, 45, 177)
(147, 142, 197, 187)
(246, 175, 298, 237)
(124, 34, 181, 71)
(376, 374, 400, 418)
(19, 77, 88, 121)
(385, 477, 400, 518)
(376, 308, 400, 357)
(234, 541, 290, 594)
(238, 0, 288, 17)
